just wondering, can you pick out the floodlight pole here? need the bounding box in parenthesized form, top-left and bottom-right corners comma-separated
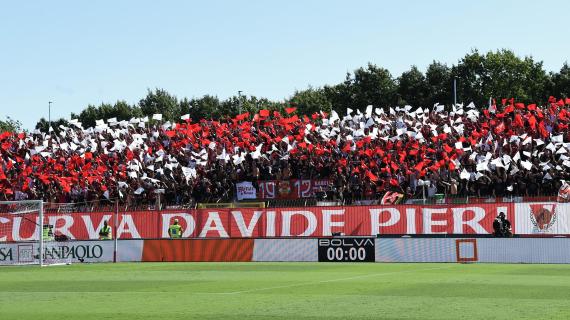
(48, 101, 52, 131)
(453, 77, 457, 106)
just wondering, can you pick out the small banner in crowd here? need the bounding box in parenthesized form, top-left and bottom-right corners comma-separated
(558, 181, 570, 203)
(236, 181, 257, 201)
(381, 191, 404, 204)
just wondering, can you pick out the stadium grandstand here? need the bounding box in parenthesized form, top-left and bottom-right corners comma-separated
(1, 97, 570, 210)
(3, 1, 570, 318)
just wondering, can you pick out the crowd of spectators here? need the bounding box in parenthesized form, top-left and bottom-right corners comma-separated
(1, 97, 570, 206)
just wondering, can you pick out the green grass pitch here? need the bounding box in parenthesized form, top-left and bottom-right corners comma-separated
(1, 262, 569, 320)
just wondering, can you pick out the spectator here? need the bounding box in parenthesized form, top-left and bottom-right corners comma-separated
(0, 98, 569, 205)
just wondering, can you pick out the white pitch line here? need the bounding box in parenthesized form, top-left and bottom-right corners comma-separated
(194, 264, 456, 295)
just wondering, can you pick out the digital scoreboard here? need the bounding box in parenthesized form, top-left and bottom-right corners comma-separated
(318, 238, 375, 262)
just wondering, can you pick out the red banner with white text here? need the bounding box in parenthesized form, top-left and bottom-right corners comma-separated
(0, 203, 524, 241)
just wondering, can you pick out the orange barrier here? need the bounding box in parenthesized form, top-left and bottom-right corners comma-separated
(141, 239, 254, 262)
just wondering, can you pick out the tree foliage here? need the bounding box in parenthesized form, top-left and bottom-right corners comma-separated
(397, 65, 429, 107)
(551, 62, 570, 98)
(0, 117, 23, 133)
(28, 49, 570, 131)
(35, 118, 69, 134)
(71, 101, 142, 128)
(452, 49, 551, 106)
(290, 87, 332, 115)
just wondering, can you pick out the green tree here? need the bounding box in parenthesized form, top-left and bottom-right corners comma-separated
(288, 87, 332, 115)
(35, 118, 69, 134)
(70, 101, 142, 128)
(397, 65, 429, 107)
(0, 117, 23, 133)
(323, 75, 354, 114)
(138, 88, 180, 122)
(350, 63, 398, 109)
(452, 49, 551, 106)
(188, 95, 221, 120)
(551, 62, 570, 98)
(425, 61, 452, 106)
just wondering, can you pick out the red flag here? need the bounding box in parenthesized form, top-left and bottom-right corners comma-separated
(126, 150, 134, 161)
(390, 161, 398, 171)
(494, 122, 505, 134)
(514, 103, 525, 110)
(514, 114, 524, 127)
(259, 109, 270, 117)
(527, 104, 536, 111)
(285, 107, 297, 114)
(539, 121, 549, 138)
(528, 115, 537, 129)
(414, 161, 424, 172)
(366, 170, 378, 182)
(565, 98, 570, 105)
(235, 112, 250, 121)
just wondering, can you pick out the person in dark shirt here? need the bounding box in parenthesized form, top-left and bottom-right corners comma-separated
(493, 212, 512, 237)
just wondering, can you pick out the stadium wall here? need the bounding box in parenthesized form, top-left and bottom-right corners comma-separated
(2, 202, 570, 241)
(2, 238, 570, 265)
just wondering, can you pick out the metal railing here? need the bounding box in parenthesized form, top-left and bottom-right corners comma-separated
(39, 194, 561, 213)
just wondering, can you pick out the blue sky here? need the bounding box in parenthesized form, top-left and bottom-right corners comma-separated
(1, 0, 569, 129)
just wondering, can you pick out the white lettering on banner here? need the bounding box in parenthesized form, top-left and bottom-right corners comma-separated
(321, 210, 345, 236)
(12, 217, 38, 241)
(48, 215, 75, 239)
(199, 212, 229, 237)
(117, 215, 141, 238)
(370, 208, 400, 235)
(265, 211, 276, 237)
(82, 214, 112, 239)
(406, 209, 416, 234)
(161, 213, 195, 238)
(297, 180, 312, 198)
(259, 182, 276, 199)
(281, 211, 317, 236)
(423, 208, 448, 234)
(1, 203, 530, 239)
(0, 217, 9, 241)
(452, 207, 486, 234)
(232, 211, 263, 237)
